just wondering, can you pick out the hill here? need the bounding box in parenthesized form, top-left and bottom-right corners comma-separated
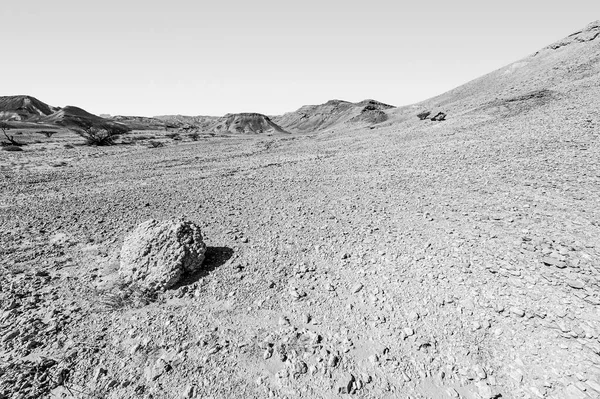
(398, 20, 600, 123)
(41, 106, 130, 132)
(0, 95, 58, 121)
(272, 99, 395, 133)
(155, 113, 289, 134)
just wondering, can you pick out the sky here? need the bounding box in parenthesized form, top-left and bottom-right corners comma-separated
(2, 1, 598, 117)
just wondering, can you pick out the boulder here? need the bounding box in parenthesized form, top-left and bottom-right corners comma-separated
(119, 219, 206, 291)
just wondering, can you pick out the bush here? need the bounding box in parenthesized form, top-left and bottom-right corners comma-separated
(188, 133, 200, 141)
(0, 121, 23, 146)
(67, 124, 130, 146)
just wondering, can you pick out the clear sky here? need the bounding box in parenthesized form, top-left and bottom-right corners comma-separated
(2, 1, 597, 117)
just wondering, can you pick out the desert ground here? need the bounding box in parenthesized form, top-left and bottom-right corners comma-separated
(1, 21, 599, 399)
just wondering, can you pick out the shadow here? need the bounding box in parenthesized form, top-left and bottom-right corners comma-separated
(171, 246, 234, 289)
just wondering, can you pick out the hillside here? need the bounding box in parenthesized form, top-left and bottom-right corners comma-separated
(0, 95, 58, 121)
(41, 106, 130, 132)
(272, 99, 395, 133)
(155, 113, 289, 134)
(398, 20, 600, 123)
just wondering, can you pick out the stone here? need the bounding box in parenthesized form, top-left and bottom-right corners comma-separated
(541, 257, 567, 268)
(328, 354, 339, 368)
(510, 307, 525, 317)
(2, 328, 19, 342)
(337, 372, 354, 394)
(567, 280, 585, 289)
(351, 283, 364, 293)
(293, 360, 308, 375)
(119, 219, 206, 291)
(476, 381, 494, 398)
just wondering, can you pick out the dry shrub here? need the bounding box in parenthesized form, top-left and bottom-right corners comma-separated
(98, 281, 157, 310)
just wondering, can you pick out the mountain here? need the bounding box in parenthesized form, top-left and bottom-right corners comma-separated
(0, 95, 58, 121)
(272, 99, 395, 133)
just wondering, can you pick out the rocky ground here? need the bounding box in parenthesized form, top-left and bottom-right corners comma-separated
(1, 71, 599, 399)
(2, 20, 600, 399)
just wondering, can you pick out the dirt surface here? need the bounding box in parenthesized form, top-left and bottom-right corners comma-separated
(1, 21, 600, 399)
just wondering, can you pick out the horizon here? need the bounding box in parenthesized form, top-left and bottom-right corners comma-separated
(2, 1, 597, 117)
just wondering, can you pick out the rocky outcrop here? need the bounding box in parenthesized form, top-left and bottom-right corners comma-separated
(417, 110, 446, 121)
(119, 220, 207, 291)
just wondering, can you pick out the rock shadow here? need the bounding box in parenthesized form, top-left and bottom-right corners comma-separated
(172, 246, 234, 289)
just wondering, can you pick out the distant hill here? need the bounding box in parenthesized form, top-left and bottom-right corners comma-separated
(40, 106, 128, 132)
(0, 95, 58, 121)
(155, 113, 288, 134)
(272, 99, 395, 133)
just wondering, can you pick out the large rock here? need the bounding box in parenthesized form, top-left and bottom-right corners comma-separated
(119, 219, 206, 291)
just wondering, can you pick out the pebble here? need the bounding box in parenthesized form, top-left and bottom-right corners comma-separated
(567, 280, 585, 289)
(351, 283, 363, 293)
(337, 372, 354, 394)
(541, 257, 567, 268)
(328, 354, 339, 368)
(510, 307, 525, 317)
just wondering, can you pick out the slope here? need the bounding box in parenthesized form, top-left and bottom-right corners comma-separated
(0, 95, 58, 121)
(272, 99, 395, 133)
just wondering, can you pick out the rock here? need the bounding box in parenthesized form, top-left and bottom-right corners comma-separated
(278, 316, 290, 326)
(431, 112, 447, 121)
(476, 381, 494, 398)
(293, 360, 308, 375)
(328, 354, 339, 368)
(2, 328, 19, 342)
(541, 256, 567, 268)
(119, 219, 206, 291)
(567, 280, 585, 289)
(351, 283, 363, 293)
(404, 327, 415, 336)
(474, 365, 487, 380)
(510, 307, 525, 317)
(337, 372, 355, 394)
(182, 384, 195, 398)
(417, 111, 431, 120)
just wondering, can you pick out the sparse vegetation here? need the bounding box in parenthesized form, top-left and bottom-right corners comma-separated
(0, 121, 23, 146)
(98, 281, 157, 310)
(187, 132, 200, 141)
(64, 121, 131, 146)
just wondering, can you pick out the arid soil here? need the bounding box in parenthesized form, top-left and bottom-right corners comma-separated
(1, 21, 600, 399)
